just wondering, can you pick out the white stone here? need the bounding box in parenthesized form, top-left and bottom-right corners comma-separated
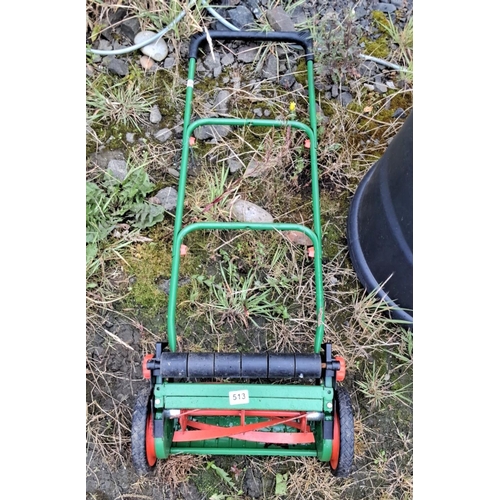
(231, 200, 273, 223)
(134, 31, 168, 62)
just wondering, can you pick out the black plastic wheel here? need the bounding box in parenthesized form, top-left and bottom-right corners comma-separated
(330, 385, 355, 477)
(131, 386, 156, 475)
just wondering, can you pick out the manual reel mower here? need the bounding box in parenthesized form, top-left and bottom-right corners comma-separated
(131, 30, 355, 478)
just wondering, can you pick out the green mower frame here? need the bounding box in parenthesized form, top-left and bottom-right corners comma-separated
(131, 30, 355, 479)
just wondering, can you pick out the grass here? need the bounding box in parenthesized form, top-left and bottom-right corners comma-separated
(86, 1, 413, 499)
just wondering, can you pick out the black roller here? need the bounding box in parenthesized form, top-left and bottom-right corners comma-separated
(214, 353, 241, 377)
(268, 354, 295, 378)
(295, 353, 321, 378)
(187, 353, 214, 377)
(241, 353, 269, 378)
(159, 352, 187, 378)
(159, 352, 322, 379)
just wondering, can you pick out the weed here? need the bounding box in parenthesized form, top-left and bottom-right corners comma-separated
(86, 75, 157, 131)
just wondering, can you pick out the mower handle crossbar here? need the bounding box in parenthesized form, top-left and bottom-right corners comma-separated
(188, 30, 314, 61)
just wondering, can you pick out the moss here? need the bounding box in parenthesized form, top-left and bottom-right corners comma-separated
(295, 57, 308, 86)
(360, 35, 390, 59)
(124, 241, 172, 315)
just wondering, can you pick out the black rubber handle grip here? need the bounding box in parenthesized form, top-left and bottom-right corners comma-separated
(189, 30, 314, 61)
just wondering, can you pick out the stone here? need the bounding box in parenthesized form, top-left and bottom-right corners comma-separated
(228, 156, 243, 173)
(119, 18, 141, 42)
(244, 156, 276, 178)
(163, 57, 176, 69)
(134, 31, 168, 61)
(149, 105, 162, 124)
(237, 45, 258, 63)
(154, 128, 173, 142)
(228, 5, 255, 28)
(194, 124, 231, 141)
(393, 108, 406, 119)
(214, 90, 231, 114)
(150, 187, 178, 211)
(262, 53, 279, 80)
(221, 52, 235, 66)
(107, 58, 129, 76)
(266, 6, 295, 31)
(339, 91, 353, 106)
(358, 59, 379, 77)
(231, 200, 273, 223)
(284, 230, 313, 246)
(279, 74, 296, 89)
(376, 3, 397, 13)
(374, 82, 388, 93)
(107, 159, 128, 181)
(139, 55, 156, 71)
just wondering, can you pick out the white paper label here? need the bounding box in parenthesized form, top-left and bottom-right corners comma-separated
(228, 390, 249, 405)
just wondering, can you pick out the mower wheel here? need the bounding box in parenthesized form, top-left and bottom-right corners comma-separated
(330, 386, 355, 477)
(131, 386, 157, 475)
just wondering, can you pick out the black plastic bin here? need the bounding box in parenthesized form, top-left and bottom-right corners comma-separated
(346, 111, 413, 329)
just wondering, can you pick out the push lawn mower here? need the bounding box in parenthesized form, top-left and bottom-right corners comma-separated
(131, 30, 355, 478)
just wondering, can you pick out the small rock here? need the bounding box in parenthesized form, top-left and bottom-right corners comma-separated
(228, 156, 243, 173)
(163, 57, 176, 69)
(107, 159, 128, 181)
(119, 18, 141, 42)
(358, 59, 379, 77)
(245, 156, 276, 178)
(393, 108, 406, 119)
(374, 82, 388, 93)
(231, 200, 273, 223)
(97, 39, 112, 51)
(154, 128, 173, 142)
(203, 53, 222, 78)
(390, 0, 404, 7)
(245, 0, 262, 17)
(139, 55, 156, 71)
(134, 31, 168, 61)
(107, 58, 129, 77)
(168, 168, 180, 178)
(126, 133, 135, 143)
(237, 45, 258, 63)
(194, 124, 231, 141)
(339, 91, 353, 107)
(330, 84, 339, 98)
(151, 187, 178, 211)
(376, 3, 397, 13)
(284, 230, 313, 246)
(221, 52, 235, 66)
(90, 149, 125, 169)
(214, 90, 231, 114)
(262, 53, 279, 80)
(266, 6, 295, 31)
(150, 105, 162, 124)
(228, 5, 255, 28)
(279, 74, 296, 89)
(253, 108, 263, 117)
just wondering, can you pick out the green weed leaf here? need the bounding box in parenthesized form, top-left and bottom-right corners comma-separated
(275, 472, 288, 495)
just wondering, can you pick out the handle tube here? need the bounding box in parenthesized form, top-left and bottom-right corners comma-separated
(189, 30, 314, 61)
